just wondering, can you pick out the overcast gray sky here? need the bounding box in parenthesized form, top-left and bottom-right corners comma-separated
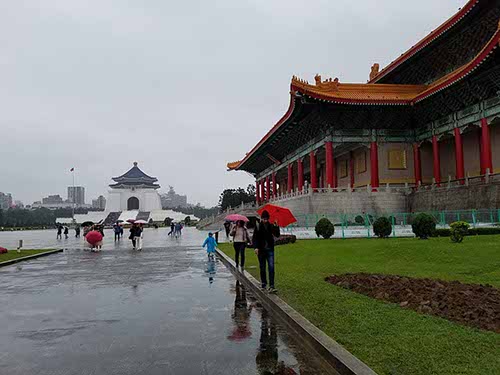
(0, 0, 464, 207)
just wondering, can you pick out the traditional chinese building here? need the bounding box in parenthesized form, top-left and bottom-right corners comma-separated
(106, 162, 162, 212)
(228, 0, 500, 215)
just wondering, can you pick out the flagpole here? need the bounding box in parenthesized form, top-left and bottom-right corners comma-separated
(72, 168, 75, 222)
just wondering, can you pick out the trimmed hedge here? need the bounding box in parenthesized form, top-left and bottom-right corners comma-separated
(373, 217, 392, 238)
(315, 218, 335, 239)
(432, 226, 500, 237)
(275, 234, 297, 246)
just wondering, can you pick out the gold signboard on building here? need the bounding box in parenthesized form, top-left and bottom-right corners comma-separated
(388, 149, 407, 170)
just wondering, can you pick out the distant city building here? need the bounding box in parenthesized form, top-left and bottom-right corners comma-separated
(0, 192, 13, 210)
(33, 194, 90, 209)
(68, 186, 85, 205)
(161, 186, 188, 209)
(92, 195, 107, 210)
(42, 195, 64, 204)
(14, 200, 24, 209)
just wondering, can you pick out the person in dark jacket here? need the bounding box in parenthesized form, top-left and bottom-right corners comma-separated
(252, 210, 280, 293)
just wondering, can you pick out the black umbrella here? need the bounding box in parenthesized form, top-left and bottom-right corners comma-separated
(81, 221, 94, 227)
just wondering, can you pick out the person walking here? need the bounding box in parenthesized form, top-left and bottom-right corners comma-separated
(75, 226, 80, 238)
(56, 225, 62, 239)
(129, 223, 142, 250)
(202, 232, 217, 260)
(230, 220, 250, 271)
(64, 226, 69, 239)
(252, 210, 280, 293)
(168, 222, 175, 236)
(113, 224, 121, 241)
(224, 221, 231, 238)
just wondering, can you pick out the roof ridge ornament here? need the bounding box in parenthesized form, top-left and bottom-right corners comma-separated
(369, 63, 380, 81)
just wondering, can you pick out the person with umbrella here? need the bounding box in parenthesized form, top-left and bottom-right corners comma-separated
(252, 210, 280, 293)
(230, 219, 251, 271)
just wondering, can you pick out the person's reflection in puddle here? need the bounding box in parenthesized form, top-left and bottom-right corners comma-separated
(256, 309, 297, 375)
(227, 281, 253, 342)
(205, 258, 216, 285)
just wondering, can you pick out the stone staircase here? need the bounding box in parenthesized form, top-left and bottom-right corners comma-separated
(136, 211, 151, 222)
(103, 212, 121, 226)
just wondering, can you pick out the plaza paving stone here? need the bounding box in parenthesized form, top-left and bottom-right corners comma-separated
(0, 228, 333, 374)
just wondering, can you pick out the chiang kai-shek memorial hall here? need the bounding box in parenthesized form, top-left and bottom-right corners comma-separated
(228, 0, 500, 215)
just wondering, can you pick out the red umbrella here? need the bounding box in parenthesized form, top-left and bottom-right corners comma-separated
(257, 204, 297, 227)
(85, 231, 103, 246)
(126, 219, 136, 223)
(225, 214, 249, 222)
(0, 247, 8, 254)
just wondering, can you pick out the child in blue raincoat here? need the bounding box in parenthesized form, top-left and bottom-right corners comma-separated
(202, 232, 217, 259)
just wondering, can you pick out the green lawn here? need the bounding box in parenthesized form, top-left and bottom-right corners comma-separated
(0, 249, 55, 263)
(220, 236, 500, 375)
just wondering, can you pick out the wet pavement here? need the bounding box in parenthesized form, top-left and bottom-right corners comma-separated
(0, 228, 333, 374)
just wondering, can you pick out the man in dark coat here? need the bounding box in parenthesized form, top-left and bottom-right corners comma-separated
(252, 210, 280, 293)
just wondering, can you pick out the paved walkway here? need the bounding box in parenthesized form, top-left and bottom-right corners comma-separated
(0, 228, 332, 374)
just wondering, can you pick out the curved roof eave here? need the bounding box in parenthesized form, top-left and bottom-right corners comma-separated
(231, 92, 297, 172)
(369, 0, 480, 84)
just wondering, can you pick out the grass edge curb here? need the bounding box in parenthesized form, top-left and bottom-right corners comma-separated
(216, 248, 378, 375)
(0, 249, 64, 267)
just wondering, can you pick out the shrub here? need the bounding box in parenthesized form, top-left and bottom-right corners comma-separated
(373, 217, 392, 238)
(450, 221, 470, 243)
(275, 234, 297, 246)
(354, 215, 365, 225)
(315, 218, 335, 239)
(412, 213, 436, 239)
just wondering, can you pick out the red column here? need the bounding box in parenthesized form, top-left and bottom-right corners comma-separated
(297, 159, 304, 192)
(454, 128, 465, 184)
(272, 173, 277, 199)
(309, 151, 318, 190)
(256, 180, 260, 204)
(325, 141, 334, 188)
(413, 143, 422, 186)
(287, 164, 293, 193)
(349, 151, 355, 188)
(481, 118, 493, 174)
(432, 135, 441, 186)
(265, 176, 270, 202)
(370, 142, 379, 190)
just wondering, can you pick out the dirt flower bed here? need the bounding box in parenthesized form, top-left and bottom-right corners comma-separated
(326, 273, 500, 333)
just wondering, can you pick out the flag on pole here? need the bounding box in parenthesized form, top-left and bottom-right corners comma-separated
(70, 168, 74, 172)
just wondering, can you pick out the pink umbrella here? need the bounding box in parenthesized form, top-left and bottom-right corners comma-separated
(135, 220, 148, 224)
(225, 214, 249, 222)
(126, 219, 136, 223)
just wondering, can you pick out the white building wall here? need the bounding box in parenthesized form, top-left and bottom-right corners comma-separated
(106, 188, 162, 212)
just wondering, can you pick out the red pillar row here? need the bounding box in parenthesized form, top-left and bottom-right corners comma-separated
(413, 143, 422, 186)
(370, 142, 379, 190)
(480, 118, 493, 174)
(309, 151, 318, 190)
(297, 159, 304, 192)
(432, 135, 441, 186)
(256, 180, 260, 204)
(287, 164, 293, 193)
(454, 128, 465, 184)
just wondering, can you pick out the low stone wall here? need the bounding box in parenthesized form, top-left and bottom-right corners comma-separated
(275, 190, 408, 216)
(408, 183, 500, 211)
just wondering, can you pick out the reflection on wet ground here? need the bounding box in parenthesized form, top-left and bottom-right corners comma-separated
(0, 228, 334, 374)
